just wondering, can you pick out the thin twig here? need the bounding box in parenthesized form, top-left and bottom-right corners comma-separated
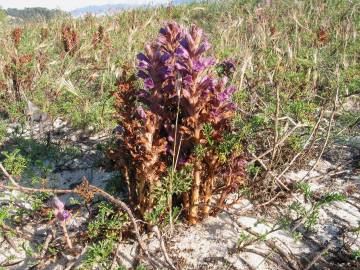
(303, 243, 331, 270)
(248, 123, 306, 165)
(39, 230, 53, 258)
(250, 153, 290, 191)
(278, 109, 324, 178)
(0, 164, 164, 268)
(61, 221, 73, 249)
(270, 87, 280, 168)
(152, 225, 177, 270)
(301, 65, 340, 182)
(110, 236, 123, 270)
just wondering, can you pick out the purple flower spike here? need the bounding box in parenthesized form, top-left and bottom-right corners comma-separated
(144, 78, 155, 89)
(160, 52, 171, 63)
(196, 40, 211, 55)
(175, 47, 190, 58)
(137, 53, 149, 62)
(159, 27, 167, 36)
(218, 91, 229, 102)
(137, 70, 148, 79)
(183, 75, 193, 87)
(218, 86, 237, 102)
(138, 60, 150, 69)
(193, 57, 215, 72)
(53, 196, 70, 222)
(226, 85, 237, 95)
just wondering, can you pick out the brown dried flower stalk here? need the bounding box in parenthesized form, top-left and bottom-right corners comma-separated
(61, 25, 79, 55)
(11, 27, 22, 48)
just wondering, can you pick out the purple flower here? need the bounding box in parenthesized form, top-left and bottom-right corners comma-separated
(144, 78, 155, 89)
(183, 75, 193, 87)
(226, 85, 237, 95)
(163, 83, 175, 92)
(137, 90, 149, 99)
(178, 157, 189, 165)
(138, 60, 150, 69)
(175, 61, 188, 72)
(160, 52, 171, 63)
(196, 40, 211, 55)
(175, 46, 190, 58)
(218, 86, 236, 102)
(159, 27, 167, 36)
(137, 53, 149, 62)
(53, 197, 70, 222)
(193, 57, 215, 72)
(180, 38, 189, 50)
(137, 70, 148, 79)
(210, 109, 221, 118)
(113, 125, 124, 134)
(159, 66, 172, 79)
(226, 102, 237, 110)
(199, 76, 215, 89)
(218, 91, 229, 102)
(136, 106, 147, 120)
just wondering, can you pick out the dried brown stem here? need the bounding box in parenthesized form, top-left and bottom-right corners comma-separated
(303, 243, 331, 270)
(152, 225, 177, 270)
(270, 87, 280, 168)
(301, 66, 340, 182)
(250, 153, 290, 191)
(61, 221, 73, 249)
(189, 127, 202, 225)
(248, 123, 306, 165)
(0, 163, 162, 268)
(278, 109, 324, 178)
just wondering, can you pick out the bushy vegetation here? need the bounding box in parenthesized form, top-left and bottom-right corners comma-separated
(0, 0, 359, 269)
(2, 7, 65, 22)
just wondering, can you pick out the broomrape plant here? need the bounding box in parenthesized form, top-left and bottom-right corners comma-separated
(109, 22, 245, 224)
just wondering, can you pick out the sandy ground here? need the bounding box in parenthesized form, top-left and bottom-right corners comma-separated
(0, 119, 359, 270)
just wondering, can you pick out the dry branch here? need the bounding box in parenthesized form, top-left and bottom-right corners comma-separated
(0, 163, 164, 269)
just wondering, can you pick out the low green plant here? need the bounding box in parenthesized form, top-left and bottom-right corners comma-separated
(84, 239, 115, 268)
(352, 250, 360, 260)
(2, 149, 28, 176)
(289, 190, 347, 231)
(144, 165, 193, 224)
(87, 202, 127, 240)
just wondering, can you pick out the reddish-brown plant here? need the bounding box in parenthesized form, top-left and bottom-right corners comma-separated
(92, 25, 104, 48)
(4, 54, 34, 101)
(110, 22, 246, 224)
(11, 27, 22, 48)
(61, 25, 79, 55)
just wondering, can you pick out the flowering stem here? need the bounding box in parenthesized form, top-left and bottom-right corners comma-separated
(189, 126, 202, 225)
(168, 73, 182, 233)
(60, 221, 73, 249)
(203, 176, 214, 217)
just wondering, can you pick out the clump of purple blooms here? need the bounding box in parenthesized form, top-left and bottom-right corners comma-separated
(53, 196, 70, 222)
(52, 196, 73, 248)
(136, 22, 238, 125)
(112, 22, 245, 224)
